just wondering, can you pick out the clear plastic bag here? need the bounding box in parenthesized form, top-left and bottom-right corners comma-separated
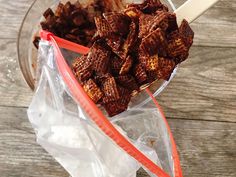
(27, 30, 182, 177)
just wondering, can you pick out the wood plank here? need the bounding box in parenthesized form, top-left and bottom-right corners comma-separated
(156, 46, 236, 123)
(0, 39, 33, 107)
(1, 40, 235, 123)
(191, 22, 236, 47)
(0, 106, 235, 177)
(0, 0, 34, 38)
(171, 119, 236, 177)
(140, 118, 236, 177)
(0, 0, 236, 47)
(0, 107, 68, 177)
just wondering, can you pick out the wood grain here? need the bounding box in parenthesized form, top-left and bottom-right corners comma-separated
(0, 107, 235, 177)
(171, 119, 236, 177)
(0, 0, 236, 47)
(0, 40, 236, 122)
(0, 107, 69, 177)
(0, 39, 32, 107)
(140, 118, 236, 177)
(0, 0, 34, 39)
(156, 46, 236, 123)
(1, 40, 235, 122)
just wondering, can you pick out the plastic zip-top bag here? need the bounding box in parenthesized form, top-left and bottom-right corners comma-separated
(24, 0, 224, 175)
(28, 29, 182, 177)
(26, 0, 187, 176)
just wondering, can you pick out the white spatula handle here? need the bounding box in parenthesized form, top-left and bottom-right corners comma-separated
(174, 0, 219, 24)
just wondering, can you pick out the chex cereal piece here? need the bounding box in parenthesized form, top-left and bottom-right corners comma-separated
(110, 56, 124, 75)
(106, 35, 126, 60)
(140, 28, 168, 57)
(88, 42, 111, 74)
(123, 22, 138, 53)
(116, 75, 139, 92)
(103, 12, 131, 36)
(124, 7, 142, 19)
(102, 76, 120, 103)
(145, 54, 159, 71)
(139, 14, 154, 38)
(127, 0, 168, 14)
(156, 57, 176, 80)
(168, 30, 188, 62)
(72, 55, 92, 83)
(103, 87, 131, 117)
(149, 11, 169, 32)
(133, 64, 148, 84)
(166, 12, 178, 33)
(119, 55, 133, 75)
(95, 17, 112, 38)
(179, 19, 194, 48)
(83, 79, 103, 103)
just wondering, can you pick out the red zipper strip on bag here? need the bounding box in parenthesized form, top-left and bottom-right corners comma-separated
(146, 89, 183, 177)
(40, 30, 181, 177)
(52, 35, 89, 55)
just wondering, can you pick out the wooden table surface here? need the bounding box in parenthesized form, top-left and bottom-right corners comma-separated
(0, 0, 235, 177)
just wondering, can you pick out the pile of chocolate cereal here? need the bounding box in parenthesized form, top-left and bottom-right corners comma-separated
(34, 0, 109, 48)
(40, 0, 194, 116)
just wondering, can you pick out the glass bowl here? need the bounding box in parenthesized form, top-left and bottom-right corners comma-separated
(17, 0, 177, 107)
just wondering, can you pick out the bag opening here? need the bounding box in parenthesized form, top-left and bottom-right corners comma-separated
(39, 30, 183, 177)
